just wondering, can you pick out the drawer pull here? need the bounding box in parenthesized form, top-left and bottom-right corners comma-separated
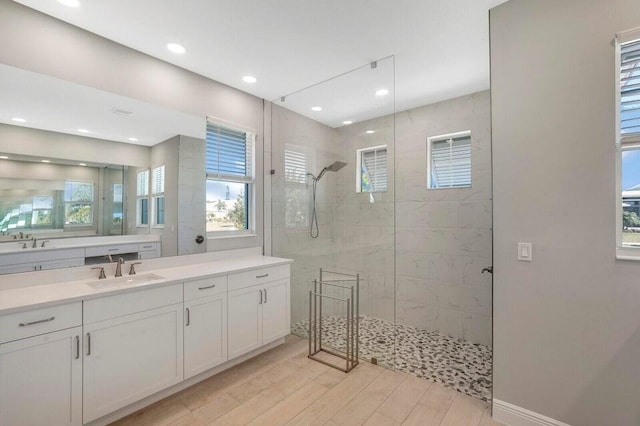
(142, 245, 153, 249)
(256, 273, 269, 279)
(18, 316, 55, 327)
(75, 336, 80, 359)
(198, 284, 216, 290)
(108, 248, 119, 252)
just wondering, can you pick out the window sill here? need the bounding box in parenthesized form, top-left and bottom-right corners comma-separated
(616, 246, 640, 260)
(207, 233, 256, 240)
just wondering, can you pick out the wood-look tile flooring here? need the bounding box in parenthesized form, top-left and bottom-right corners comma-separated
(112, 336, 502, 426)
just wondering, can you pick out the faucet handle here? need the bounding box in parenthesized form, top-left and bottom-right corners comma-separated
(91, 267, 107, 280)
(129, 262, 142, 275)
(41, 240, 50, 248)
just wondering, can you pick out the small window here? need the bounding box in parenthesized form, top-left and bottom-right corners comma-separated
(136, 170, 149, 226)
(619, 34, 640, 249)
(64, 181, 94, 225)
(151, 165, 165, 226)
(356, 145, 387, 193)
(31, 196, 52, 226)
(284, 146, 309, 228)
(427, 131, 471, 189)
(205, 119, 255, 234)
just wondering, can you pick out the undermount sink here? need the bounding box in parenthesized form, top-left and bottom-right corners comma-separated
(86, 273, 166, 289)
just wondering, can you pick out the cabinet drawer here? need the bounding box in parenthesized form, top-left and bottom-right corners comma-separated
(84, 283, 182, 324)
(85, 243, 139, 258)
(184, 276, 227, 301)
(0, 248, 85, 267)
(228, 264, 290, 291)
(0, 302, 82, 344)
(138, 242, 158, 252)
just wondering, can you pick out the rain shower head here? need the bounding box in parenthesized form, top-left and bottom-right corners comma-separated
(315, 161, 348, 181)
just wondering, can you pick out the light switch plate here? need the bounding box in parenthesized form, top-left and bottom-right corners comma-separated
(517, 242, 532, 261)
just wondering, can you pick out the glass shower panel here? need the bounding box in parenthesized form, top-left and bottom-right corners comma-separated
(101, 165, 126, 235)
(270, 57, 395, 368)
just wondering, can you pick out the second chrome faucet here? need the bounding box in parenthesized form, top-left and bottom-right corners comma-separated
(114, 257, 125, 277)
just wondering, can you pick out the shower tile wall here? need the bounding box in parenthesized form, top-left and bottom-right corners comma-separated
(394, 91, 492, 346)
(270, 104, 341, 326)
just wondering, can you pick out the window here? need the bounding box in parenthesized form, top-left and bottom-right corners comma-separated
(205, 119, 255, 233)
(136, 170, 149, 226)
(284, 146, 309, 228)
(356, 145, 387, 193)
(151, 165, 165, 226)
(64, 181, 93, 225)
(427, 131, 471, 189)
(618, 33, 640, 250)
(32, 196, 52, 226)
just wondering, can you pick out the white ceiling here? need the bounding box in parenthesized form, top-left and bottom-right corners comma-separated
(15, 0, 507, 129)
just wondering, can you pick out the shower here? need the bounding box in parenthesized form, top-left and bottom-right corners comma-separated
(307, 161, 347, 238)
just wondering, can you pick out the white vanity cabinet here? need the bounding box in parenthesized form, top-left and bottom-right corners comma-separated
(227, 265, 290, 359)
(0, 247, 85, 274)
(82, 285, 184, 424)
(0, 303, 83, 426)
(183, 276, 228, 379)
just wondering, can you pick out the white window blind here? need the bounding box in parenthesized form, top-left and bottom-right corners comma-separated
(151, 165, 165, 195)
(361, 147, 387, 192)
(430, 135, 471, 188)
(206, 120, 254, 182)
(621, 39, 640, 137)
(285, 149, 307, 184)
(137, 170, 149, 196)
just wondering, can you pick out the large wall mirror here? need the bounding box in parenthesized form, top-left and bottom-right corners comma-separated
(0, 63, 205, 265)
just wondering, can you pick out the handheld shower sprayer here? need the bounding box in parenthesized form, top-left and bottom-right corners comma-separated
(308, 161, 347, 238)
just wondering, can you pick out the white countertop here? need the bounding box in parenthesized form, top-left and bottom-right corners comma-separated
(0, 252, 292, 315)
(0, 234, 160, 255)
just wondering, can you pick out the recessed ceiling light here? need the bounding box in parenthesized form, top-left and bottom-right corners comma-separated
(128, 137, 138, 142)
(58, 0, 80, 7)
(79, 163, 87, 167)
(242, 75, 257, 84)
(375, 89, 389, 97)
(78, 129, 90, 133)
(0, 156, 8, 160)
(366, 130, 375, 134)
(167, 43, 186, 54)
(342, 120, 353, 125)
(41, 160, 50, 163)
(311, 106, 322, 112)
(11, 117, 26, 123)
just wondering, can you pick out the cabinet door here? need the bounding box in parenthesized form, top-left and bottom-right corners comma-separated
(227, 285, 262, 359)
(0, 262, 38, 274)
(39, 257, 85, 270)
(261, 279, 290, 344)
(83, 304, 183, 423)
(0, 326, 82, 426)
(184, 294, 227, 379)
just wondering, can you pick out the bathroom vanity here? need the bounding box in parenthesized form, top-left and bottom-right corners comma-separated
(0, 248, 291, 425)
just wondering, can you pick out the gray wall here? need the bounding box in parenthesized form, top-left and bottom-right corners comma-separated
(150, 136, 180, 257)
(491, 0, 640, 424)
(0, 1, 265, 253)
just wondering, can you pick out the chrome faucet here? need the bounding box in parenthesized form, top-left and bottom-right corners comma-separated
(115, 257, 125, 277)
(32, 238, 37, 248)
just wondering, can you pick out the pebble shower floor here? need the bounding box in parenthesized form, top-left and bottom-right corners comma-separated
(292, 315, 492, 402)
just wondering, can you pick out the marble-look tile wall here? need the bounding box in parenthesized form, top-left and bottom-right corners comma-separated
(393, 91, 492, 346)
(270, 91, 492, 347)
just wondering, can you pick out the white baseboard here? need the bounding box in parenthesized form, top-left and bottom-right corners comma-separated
(492, 399, 572, 426)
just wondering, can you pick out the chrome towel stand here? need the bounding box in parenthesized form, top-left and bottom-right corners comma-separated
(308, 268, 359, 372)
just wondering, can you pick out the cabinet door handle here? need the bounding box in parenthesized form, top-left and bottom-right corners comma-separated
(264, 288, 268, 303)
(19, 316, 55, 327)
(86, 333, 91, 356)
(186, 308, 190, 326)
(198, 284, 216, 290)
(259, 289, 263, 304)
(75, 335, 80, 359)
(256, 273, 269, 279)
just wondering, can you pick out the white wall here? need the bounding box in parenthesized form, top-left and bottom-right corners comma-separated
(491, 0, 640, 424)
